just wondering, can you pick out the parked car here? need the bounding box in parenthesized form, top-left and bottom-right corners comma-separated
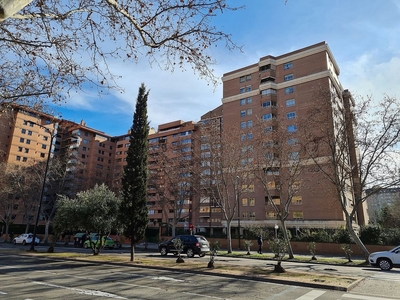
(158, 235, 210, 258)
(369, 245, 400, 270)
(83, 234, 115, 249)
(12, 233, 40, 245)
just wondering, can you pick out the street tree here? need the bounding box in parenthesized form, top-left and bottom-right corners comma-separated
(120, 83, 149, 262)
(0, 0, 241, 109)
(53, 183, 121, 255)
(252, 118, 305, 259)
(148, 132, 198, 237)
(302, 88, 400, 260)
(198, 121, 254, 253)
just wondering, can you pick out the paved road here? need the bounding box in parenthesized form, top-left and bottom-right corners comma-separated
(1, 243, 400, 299)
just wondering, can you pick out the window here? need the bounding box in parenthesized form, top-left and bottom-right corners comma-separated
(286, 99, 295, 107)
(240, 122, 246, 129)
(29, 122, 34, 127)
(241, 134, 246, 141)
(26, 139, 31, 144)
(287, 125, 297, 132)
(247, 120, 253, 128)
(292, 195, 302, 205)
(240, 87, 245, 93)
(266, 211, 277, 219)
(20, 138, 24, 143)
(240, 110, 246, 117)
(285, 86, 294, 94)
(259, 64, 271, 72)
(16, 156, 21, 161)
(18, 147, 22, 152)
(242, 198, 248, 206)
(246, 74, 251, 81)
(284, 62, 293, 70)
(246, 97, 252, 104)
(247, 108, 252, 116)
(249, 212, 255, 219)
(249, 198, 255, 206)
(262, 101, 276, 108)
(262, 113, 276, 121)
(21, 129, 26, 134)
(272, 197, 281, 205)
(27, 130, 32, 136)
(40, 153, 45, 158)
(284, 74, 294, 81)
(286, 112, 296, 119)
(247, 133, 253, 140)
(201, 144, 209, 150)
(293, 211, 304, 219)
(267, 181, 275, 189)
(24, 148, 29, 153)
(240, 99, 246, 106)
(43, 136, 48, 141)
(261, 89, 277, 96)
(245, 85, 252, 92)
(288, 138, 298, 145)
(289, 151, 299, 160)
(22, 157, 27, 162)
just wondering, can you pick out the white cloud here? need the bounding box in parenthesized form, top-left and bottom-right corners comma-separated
(341, 52, 400, 99)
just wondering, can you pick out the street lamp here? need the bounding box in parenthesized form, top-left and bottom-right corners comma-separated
(274, 224, 279, 239)
(30, 126, 56, 251)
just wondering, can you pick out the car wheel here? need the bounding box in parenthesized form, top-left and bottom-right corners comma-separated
(199, 252, 206, 257)
(186, 248, 194, 258)
(160, 247, 168, 256)
(378, 258, 392, 271)
(22, 240, 26, 245)
(12, 240, 16, 245)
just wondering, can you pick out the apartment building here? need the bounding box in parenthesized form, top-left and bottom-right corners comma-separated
(0, 42, 365, 237)
(193, 42, 364, 236)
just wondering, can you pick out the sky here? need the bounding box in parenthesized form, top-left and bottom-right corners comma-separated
(55, 0, 400, 137)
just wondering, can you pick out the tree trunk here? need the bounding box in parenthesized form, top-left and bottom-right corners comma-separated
(280, 220, 294, 259)
(226, 221, 232, 253)
(346, 216, 369, 261)
(44, 220, 50, 244)
(130, 240, 135, 262)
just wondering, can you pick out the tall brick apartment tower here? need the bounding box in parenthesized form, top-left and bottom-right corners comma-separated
(194, 42, 364, 236)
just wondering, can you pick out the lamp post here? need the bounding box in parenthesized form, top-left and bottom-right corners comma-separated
(274, 224, 279, 239)
(30, 127, 55, 251)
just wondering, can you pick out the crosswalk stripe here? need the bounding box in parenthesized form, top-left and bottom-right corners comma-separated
(295, 290, 326, 300)
(343, 294, 397, 300)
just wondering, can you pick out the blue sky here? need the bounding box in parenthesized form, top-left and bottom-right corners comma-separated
(55, 0, 400, 137)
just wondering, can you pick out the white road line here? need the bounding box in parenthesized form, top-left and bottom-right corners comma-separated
(343, 294, 398, 300)
(295, 290, 326, 300)
(183, 291, 232, 299)
(32, 281, 127, 299)
(151, 276, 185, 282)
(0, 291, 7, 295)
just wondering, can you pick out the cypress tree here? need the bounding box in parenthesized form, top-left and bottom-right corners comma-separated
(120, 83, 149, 261)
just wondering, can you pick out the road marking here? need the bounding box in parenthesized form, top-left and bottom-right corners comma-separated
(151, 276, 185, 282)
(32, 281, 127, 299)
(295, 290, 326, 300)
(183, 291, 232, 299)
(0, 291, 7, 295)
(343, 294, 398, 300)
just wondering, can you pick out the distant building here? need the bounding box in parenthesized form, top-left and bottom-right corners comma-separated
(366, 188, 400, 223)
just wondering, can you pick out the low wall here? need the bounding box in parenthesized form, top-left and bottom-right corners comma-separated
(207, 238, 395, 256)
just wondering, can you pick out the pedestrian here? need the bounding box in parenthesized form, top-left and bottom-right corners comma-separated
(257, 236, 263, 254)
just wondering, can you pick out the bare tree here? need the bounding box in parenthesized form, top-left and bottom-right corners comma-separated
(302, 87, 400, 260)
(148, 134, 198, 237)
(1, 0, 242, 108)
(252, 117, 304, 259)
(198, 122, 254, 253)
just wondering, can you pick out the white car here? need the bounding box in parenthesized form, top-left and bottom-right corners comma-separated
(12, 233, 40, 245)
(369, 245, 400, 270)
